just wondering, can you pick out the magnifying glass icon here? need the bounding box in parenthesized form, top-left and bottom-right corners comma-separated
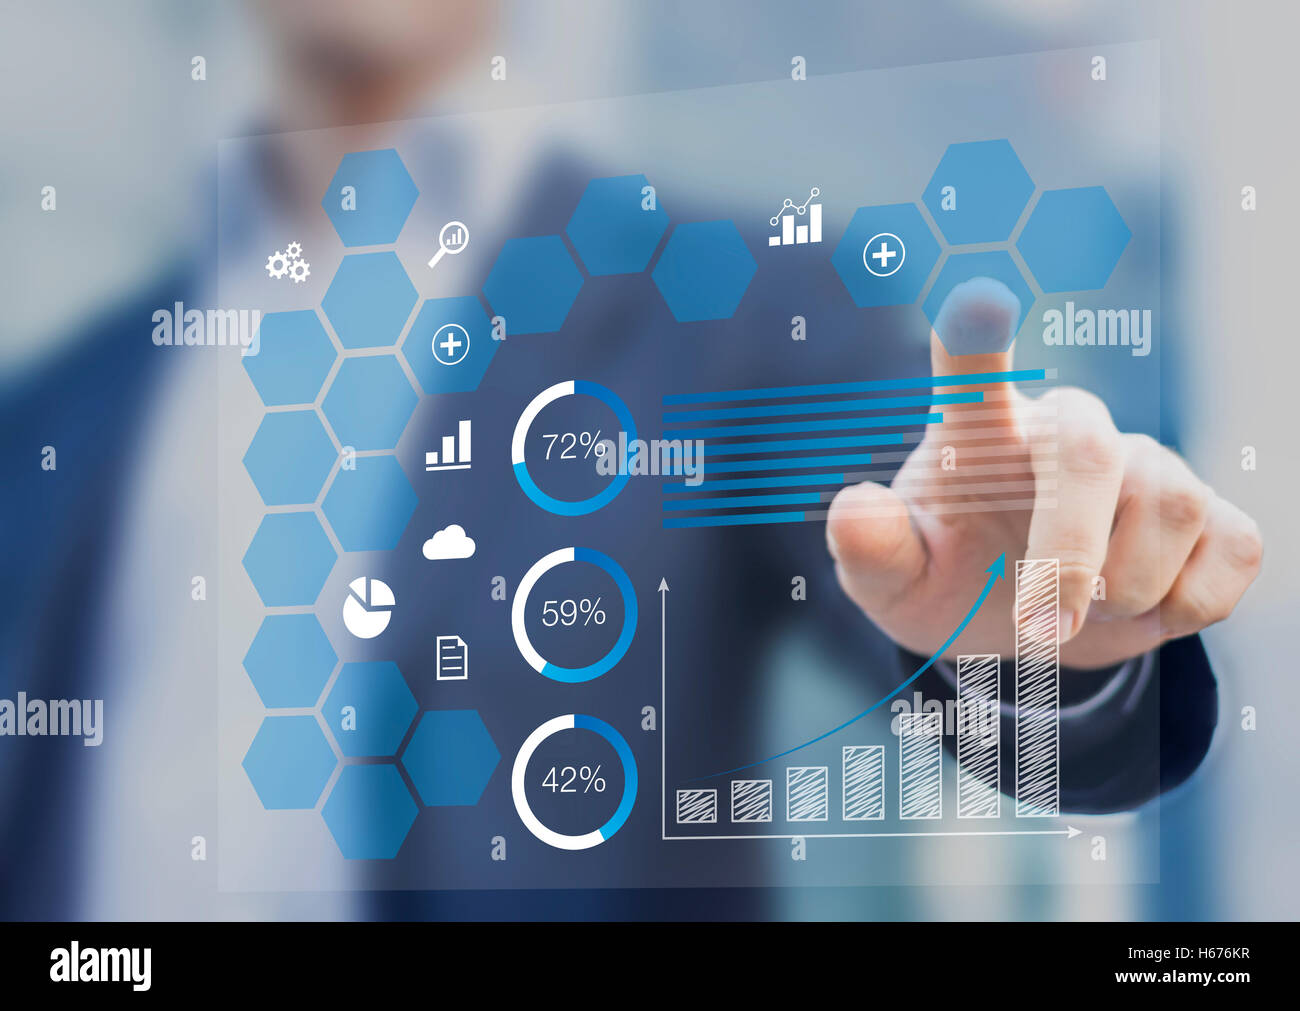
(427, 220, 470, 269)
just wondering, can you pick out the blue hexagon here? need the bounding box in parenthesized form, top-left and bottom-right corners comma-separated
(651, 220, 756, 322)
(324, 661, 417, 758)
(242, 715, 337, 810)
(1017, 186, 1131, 293)
(402, 710, 499, 806)
(243, 310, 336, 407)
(831, 203, 941, 308)
(321, 148, 419, 248)
(566, 174, 668, 275)
(401, 296, 497, 395)
(922, 251, 1036, 355)
(321, 456, 417, 552)
(321, 355, 417, 451)
(321, 252, 418, 349)
(242, 410, 337, 506)
(481, 236, 583, 335)
(322, 764, 418, 860)
(242, 512, 337, 606)
(923, 140, 1035, 245)
(243, 614, 338, 709)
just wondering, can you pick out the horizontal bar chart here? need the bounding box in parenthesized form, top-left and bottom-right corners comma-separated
(661, 369, 1057, 530)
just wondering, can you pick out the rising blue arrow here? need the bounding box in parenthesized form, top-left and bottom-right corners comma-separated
(686, 552, 1007, 782)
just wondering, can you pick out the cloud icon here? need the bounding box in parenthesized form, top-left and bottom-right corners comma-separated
(422, 524, 476, 560)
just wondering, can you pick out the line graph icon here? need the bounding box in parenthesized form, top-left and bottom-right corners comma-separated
(768, 187, 822, 246)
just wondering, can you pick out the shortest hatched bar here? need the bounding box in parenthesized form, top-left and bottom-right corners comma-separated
(676, 788, 717, 824)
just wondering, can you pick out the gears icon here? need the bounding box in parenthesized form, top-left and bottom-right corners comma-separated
(265, 250, 291, 280)
(265, 242, 310, 283)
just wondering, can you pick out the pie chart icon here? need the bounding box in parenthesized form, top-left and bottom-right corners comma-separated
(343, 577, 395, 639)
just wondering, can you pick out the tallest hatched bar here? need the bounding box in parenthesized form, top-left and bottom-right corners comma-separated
(1015, 559, 1060, 817)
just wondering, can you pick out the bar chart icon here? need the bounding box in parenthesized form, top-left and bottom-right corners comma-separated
(768, 187, 822, 246)
(425, 419, 472, 472)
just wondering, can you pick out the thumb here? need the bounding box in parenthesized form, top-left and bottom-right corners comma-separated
(929, 276, 1023, 438)
(826, 480, 928, 615)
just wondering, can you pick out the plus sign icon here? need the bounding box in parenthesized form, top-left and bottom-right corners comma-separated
(431, 322, 470, 366)
(862, 232, 906, 277)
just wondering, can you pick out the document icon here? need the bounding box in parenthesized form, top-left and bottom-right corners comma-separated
(436, 635, 469, 680)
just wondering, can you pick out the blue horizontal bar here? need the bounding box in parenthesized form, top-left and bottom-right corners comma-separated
(663, 391, 981, 423)
(664, 492, 822, 511)
(663, 472, 847, 493)
(666, 433, 905, 457)
(663, 369, 1048, 406)
(709, 433, 904, 456)
(700, 453, 872, 475)
(664, 511, 807, 529)
(665, 412, 940, 440)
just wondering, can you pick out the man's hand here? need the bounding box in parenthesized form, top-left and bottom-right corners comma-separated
(826, 280, 1262, 670)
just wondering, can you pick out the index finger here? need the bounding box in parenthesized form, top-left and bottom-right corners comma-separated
(927, 277, 1024, 439)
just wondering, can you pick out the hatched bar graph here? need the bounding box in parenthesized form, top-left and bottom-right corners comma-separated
(676, 788, 717, 824)
(730, 779, 773, 823)
(1015, 559, 1060, 817)
(898, 712, 942, 820)
(842, 745, 885, 821)
(785, 766, 829, 821)
(957, 654, 1001, 818)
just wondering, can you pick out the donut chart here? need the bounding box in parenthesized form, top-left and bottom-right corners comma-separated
(511, 714, 638, 850)
(511, 380, 638, 516)
(511, 547, 637, 683)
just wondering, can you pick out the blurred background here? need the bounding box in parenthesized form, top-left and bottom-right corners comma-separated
(1, 0, 1295, 920)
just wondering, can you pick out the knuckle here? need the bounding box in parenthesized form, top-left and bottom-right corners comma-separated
(1224, 516, 1264, 572)
(1061, 425, 1122, 478)
(1157, 481, 1210, 532)
(1050, 389, 1120, 457)
(1172, 584, 1233, 631)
